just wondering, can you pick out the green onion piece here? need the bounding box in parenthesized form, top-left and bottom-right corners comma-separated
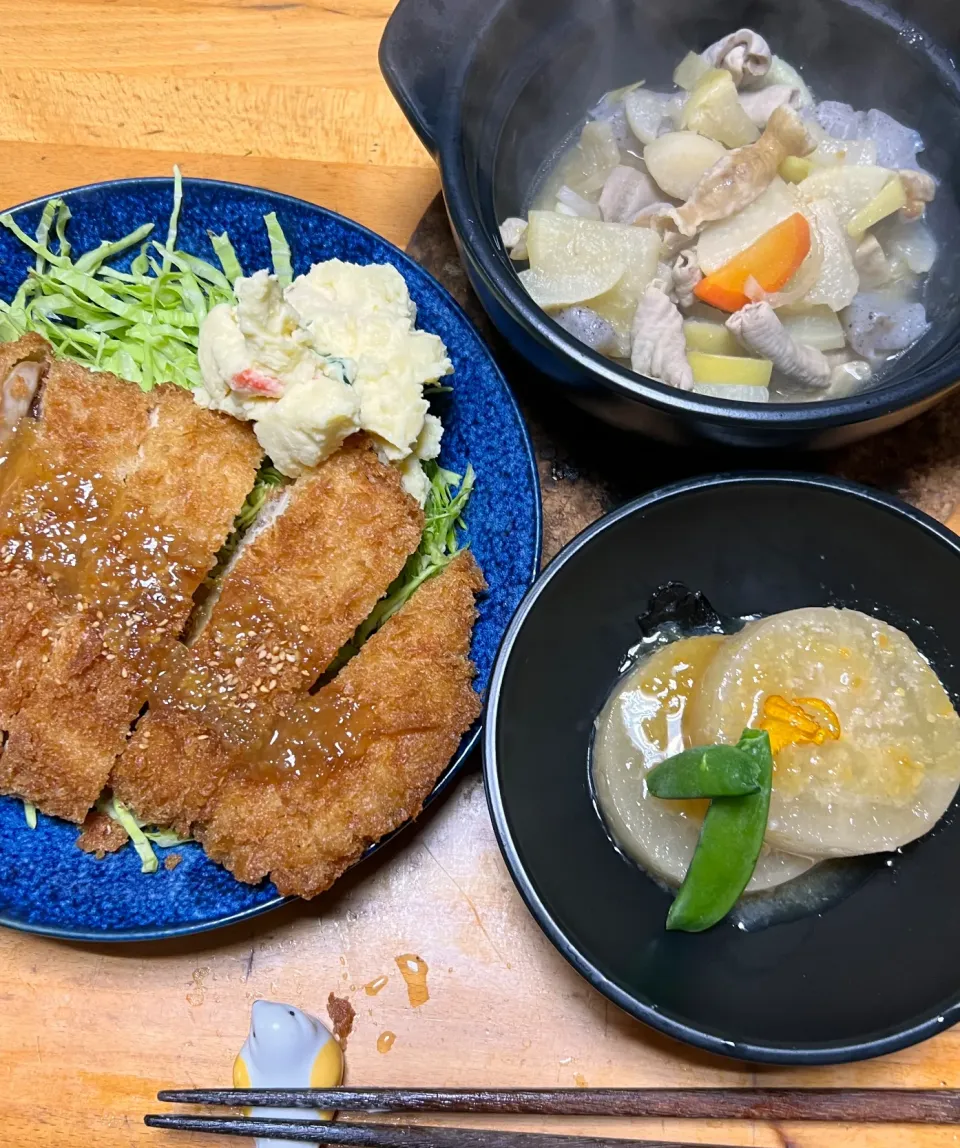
(264, 212, 293, 287)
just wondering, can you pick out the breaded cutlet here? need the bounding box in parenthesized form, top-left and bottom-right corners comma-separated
(112, 436, 425, 836)
(196, 552, 485, 898)
(0, 333, 51, 453)
(0, 352, 156, 735)
(0, 386, 261, 823)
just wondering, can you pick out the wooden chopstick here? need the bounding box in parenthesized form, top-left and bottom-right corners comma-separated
(144, 1114, 737, 1147)
(156, 1087, 960, 1124)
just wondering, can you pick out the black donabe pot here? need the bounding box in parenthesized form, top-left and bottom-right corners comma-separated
(381, 0, 960, 448)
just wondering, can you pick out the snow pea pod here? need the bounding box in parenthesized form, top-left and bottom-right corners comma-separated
(646, 744, 760, 799)
(666, 728, 773, 933)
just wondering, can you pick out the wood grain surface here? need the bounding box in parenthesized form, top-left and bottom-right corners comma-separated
(4, 3, 960, 1148)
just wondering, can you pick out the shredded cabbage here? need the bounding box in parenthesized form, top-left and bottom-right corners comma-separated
(96, 794, 191, 873)
(264, 211, 293, 288)
(23, 801, 37, 829)
(0, 166, 294, 390)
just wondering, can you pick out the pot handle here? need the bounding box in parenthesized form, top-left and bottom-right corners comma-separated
(379, 0, 488, 157)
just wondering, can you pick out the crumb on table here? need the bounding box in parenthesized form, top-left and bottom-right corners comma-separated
(326, 992, 356, 1046)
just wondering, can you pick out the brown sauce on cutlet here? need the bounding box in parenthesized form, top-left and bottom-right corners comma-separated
(240, 688, 376, 789)
(0, 426, 221, 694)
(146, 580, 328, 736)
(0, 420, 39, 504)
(80, 499, 208, 682)
(0, 434, 122, 596)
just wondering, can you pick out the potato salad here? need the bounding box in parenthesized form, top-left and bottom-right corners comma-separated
(501, 29, 938, 403)
(197, 259, 452, 502)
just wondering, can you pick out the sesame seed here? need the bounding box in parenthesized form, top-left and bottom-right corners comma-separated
(40, 628, 49, 638)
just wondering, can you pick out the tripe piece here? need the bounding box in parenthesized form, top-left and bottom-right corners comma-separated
(196, 552, 484, 898)
(726, 302, 830, 390)
(631, 286, 694, 391)
(673, 106, 816, 236)
(701, 28, 772, 88)
(898, 169, 936, 221)
(112, 436, 424, 836)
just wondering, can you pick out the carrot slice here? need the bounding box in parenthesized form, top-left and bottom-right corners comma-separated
(694, 212, 811, 313)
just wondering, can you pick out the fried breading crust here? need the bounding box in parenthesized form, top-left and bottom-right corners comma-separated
(75, 809, 130, 856)
(0, 353, 155, 734)
(112, 436, 425, 836)
(196, 552, 485, 898)
(0, 386, 261, 822)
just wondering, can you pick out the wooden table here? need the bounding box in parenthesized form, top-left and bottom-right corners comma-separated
(4, 3, 960, 1146)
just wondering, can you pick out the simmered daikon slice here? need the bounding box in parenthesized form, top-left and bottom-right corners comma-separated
(526, 211, 660, 335)
(687, 608, 960, 858)
(802, 199, 859, 312)
(797, 165, 893, 228)
(593, 636, 815, 890)
(778, 305, 846, 351)
(518, 265, 625, 310)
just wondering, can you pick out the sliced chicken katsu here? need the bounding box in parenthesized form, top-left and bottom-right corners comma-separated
(0, 351, 158, 735)
(112, 436, 425, 836)
(0, 333, 51, 453)
(196, 552, 485, 898)
(0, 386, 261, 822)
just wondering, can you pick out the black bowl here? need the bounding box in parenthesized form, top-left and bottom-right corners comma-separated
(381, 0, 960, 449)
(483, 474, 960, 1063)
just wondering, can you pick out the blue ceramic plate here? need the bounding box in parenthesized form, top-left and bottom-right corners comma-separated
(0, 177, 541, 942)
